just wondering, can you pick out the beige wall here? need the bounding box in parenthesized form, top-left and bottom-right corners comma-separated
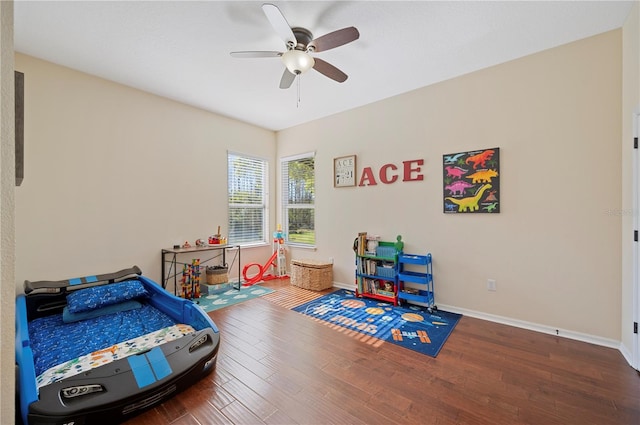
(14, 54, 276, 289)
(0, 1, 15, 422)
(621, 2, 640, 361)
(280, 30, 623, 341)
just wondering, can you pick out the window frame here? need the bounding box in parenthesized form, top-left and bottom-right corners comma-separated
(227, 151, 269, 247)
(280, 151, 316, 248)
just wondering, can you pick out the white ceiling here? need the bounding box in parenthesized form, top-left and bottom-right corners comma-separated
(13, 1, 635, 131)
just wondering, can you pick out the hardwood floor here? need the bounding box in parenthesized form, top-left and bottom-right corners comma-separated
(125, 279, 640, 425)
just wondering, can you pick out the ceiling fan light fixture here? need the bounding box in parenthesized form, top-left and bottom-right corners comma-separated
(281, 49, 315, 75)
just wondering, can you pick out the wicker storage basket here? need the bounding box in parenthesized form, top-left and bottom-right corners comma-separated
(206, 266, 228, 285)
(290, 259, 333, 291)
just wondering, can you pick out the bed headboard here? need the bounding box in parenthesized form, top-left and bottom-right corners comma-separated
(23, 265, 143, 295)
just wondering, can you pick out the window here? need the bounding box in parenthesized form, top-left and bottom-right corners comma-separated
(228, 152, 267, 245)
(281, 152, 315, 247)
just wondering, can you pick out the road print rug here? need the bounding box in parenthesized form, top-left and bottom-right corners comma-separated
(292, 289, 461, 357)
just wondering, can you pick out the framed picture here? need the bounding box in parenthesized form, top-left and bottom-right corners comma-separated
(442, 147, 500, 213)
(334, 155, 357, 187)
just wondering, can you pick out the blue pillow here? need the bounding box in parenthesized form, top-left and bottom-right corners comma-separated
(62, 299, 142, 323)
(66, 280, 149, 314)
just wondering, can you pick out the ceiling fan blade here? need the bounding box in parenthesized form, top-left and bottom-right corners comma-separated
(262, 3, 297, 48)
(230, 51, 282, 58)
(313, 58, 348, 83)
(310, 27, 359, 52)
(279, 68, 296, 89)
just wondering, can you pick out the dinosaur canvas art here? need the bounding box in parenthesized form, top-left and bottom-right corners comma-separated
(442, 147, 500, 213)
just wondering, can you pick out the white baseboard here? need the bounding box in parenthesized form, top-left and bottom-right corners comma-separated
(332, 281, 622, 352)
(438, 303, 621, 350)
(619, 342, 634, 367)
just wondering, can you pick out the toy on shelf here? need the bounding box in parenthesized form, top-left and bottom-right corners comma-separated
(273, 224, 287, 277)
(192, 259, 201, 298)
(180, 259, 201, 300)
(366, 235, 381, 256)
(180, 264, 191, 299)
(242, 224, 288, 285)
(208, 225, 227, 245)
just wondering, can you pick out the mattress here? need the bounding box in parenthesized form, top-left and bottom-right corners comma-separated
(30, 303, 180, 379)
(29, 300, 195, 389)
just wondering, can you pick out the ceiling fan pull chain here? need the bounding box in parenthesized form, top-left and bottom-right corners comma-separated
(297, 76, 301, 108)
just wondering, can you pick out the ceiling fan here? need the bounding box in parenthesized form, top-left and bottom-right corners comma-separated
(230, 3, 360, 89)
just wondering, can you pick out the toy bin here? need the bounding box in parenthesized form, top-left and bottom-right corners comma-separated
(202, 266, 230, 295)
(290, 259, 333, 291)
(376, 265, 395, 279)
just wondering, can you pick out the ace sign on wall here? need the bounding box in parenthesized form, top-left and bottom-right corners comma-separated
(334, 155, 357, 187)
(333, 156, 425, 188)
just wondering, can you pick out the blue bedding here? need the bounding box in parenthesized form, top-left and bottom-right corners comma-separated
(28, 303, 177, 377)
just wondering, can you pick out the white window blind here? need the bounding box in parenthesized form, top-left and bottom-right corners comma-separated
(228, 153, 267, 245)
(281, 152, 315, 246)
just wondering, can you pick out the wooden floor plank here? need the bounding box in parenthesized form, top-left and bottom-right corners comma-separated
(125, 279, 640, 425)
(219, 377, 278, 421)
(219, 399, 265, 425)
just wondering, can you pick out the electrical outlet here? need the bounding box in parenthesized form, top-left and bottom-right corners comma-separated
(487, 279, 497, 291)
(328, 257, 334, 264)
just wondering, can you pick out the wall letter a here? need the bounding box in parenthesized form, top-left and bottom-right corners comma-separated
(358, 167, 377, 186)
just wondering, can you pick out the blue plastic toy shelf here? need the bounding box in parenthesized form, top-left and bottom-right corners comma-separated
(397, 253, 436, 311)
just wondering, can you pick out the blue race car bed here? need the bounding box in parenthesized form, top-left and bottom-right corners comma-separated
(16, 266, 220, 425)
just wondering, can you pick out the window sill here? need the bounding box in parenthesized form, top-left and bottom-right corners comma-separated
(234, 242, 270, 250)
(285, 244, 317, 251)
